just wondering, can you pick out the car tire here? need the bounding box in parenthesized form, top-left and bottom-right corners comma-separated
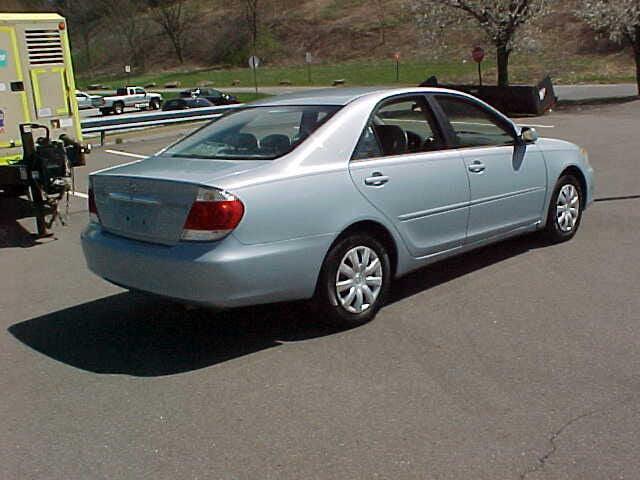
(113, 102, 124, 115)
(150, 99, 160, 110)
(315, 233, 391, 328)
(541, 174, 583, 243)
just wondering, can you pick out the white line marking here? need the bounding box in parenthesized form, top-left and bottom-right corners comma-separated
(104, 149, 148, 159)
(518, 123, 555, 129)
(71, 191, 88, 199)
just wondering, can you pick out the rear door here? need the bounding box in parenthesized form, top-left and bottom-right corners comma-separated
(433, 94, 547, 242)
(0, 25, 30, 149)
(349, 94, 470, 258)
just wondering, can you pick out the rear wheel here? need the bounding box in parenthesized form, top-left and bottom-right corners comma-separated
(113, 102, 124, 115)
(541, 175, 583, 243)
(315, 234, 391, 328)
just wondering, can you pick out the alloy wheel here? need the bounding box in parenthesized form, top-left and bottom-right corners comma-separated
(556, 184, 580, 233)
(335, 246, 383, 314)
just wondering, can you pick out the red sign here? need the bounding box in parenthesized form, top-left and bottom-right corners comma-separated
(472, 46, 485, 63)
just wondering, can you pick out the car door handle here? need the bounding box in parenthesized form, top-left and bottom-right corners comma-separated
(364, 172, 390, 186)
(468, 161, 486, 173)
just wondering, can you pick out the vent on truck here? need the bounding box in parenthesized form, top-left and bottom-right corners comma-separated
(25, 29, 64, 66)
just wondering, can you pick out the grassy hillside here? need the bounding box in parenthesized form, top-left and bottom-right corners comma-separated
(10, 0, 637, 87)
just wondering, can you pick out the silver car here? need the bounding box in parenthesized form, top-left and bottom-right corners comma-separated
(82, 88, 594, 326)
(75, 90, 103, 110)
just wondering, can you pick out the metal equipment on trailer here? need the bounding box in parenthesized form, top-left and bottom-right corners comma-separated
(0, 13, 89, 236)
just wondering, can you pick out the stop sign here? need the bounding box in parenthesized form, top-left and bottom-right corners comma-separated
(472, 46, 485, 63)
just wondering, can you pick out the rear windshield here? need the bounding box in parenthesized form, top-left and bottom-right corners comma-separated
(165, 105, 341, 160)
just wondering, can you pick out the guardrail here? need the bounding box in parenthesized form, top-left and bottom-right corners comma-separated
(80, 104, 245, 145)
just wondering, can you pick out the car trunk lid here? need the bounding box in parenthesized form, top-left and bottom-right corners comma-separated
(91, 157, 267, 245)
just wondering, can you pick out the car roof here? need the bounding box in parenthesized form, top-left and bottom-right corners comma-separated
(249, 87, 479, 107)
(251, 87, 393, 106)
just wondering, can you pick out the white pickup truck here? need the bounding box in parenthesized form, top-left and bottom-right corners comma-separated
(99, 87, 163, 115)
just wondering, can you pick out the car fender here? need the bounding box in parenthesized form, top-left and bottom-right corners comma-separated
(537, 138, 594, 226)
(228, 167, 412, 282)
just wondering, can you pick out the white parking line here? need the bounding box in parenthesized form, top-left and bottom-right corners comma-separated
(104, 149, 148, 159)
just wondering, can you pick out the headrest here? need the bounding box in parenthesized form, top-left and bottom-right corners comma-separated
(261, 134, 291, 155)
(374, 125, 407, 155)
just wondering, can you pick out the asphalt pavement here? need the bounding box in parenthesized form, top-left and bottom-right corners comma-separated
(1, 100, 639, 479)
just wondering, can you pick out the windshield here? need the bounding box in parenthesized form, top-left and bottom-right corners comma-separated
(165, 105, 341, 160)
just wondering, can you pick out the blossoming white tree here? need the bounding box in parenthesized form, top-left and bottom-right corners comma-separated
(411, 0, 550, 86)
(576, 0, 640, 95)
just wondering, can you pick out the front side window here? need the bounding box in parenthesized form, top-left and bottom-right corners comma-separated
(135, 88, 145, 95)
(165, 105, 340, 160)
(352, 96, 444, 160)
(435, 95, 516, 148)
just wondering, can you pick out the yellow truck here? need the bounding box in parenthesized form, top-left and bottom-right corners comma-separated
(0, 12, 88, 235)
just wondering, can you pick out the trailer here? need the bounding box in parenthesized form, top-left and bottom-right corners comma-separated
(0, 13, 88, 236)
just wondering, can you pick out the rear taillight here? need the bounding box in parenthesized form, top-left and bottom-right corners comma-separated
(88, 187, 100, 224)
(181, 188, 244, 242)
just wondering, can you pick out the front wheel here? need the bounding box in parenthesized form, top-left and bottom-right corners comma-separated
(149, 99, 160, 110)
(541, 175, 583, 243)
(314, 234, 391, 328)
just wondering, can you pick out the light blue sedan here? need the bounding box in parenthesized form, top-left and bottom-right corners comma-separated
(82, 88, 594, 326)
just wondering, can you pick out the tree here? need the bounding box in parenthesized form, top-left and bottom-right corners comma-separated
(576, 0, 640, 96)
(244, 0, 259, 53)
(99, 0, 151, 70)
(54, 0, 106, 71)
(411, 0, 551, 86)
(146, 0, 195, 64)
(372, 0, 389, 45)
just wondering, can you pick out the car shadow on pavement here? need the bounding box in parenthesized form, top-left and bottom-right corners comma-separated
(9, 234, 542, 377)
(8, 292, 340, 377)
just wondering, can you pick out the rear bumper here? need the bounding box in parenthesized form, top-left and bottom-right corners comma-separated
(586, 165, 595, 207)
(81, 224, 333, 308)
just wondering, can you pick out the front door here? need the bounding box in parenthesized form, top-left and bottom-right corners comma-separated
(349, 95, 470, 258)
(0, 26, 30, 150)
(433, 94, 547, 242)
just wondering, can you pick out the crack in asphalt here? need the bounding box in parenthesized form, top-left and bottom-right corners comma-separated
(518, 396, 635, 480)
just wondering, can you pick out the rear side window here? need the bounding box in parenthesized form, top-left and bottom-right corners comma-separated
(435, 95, 516, 148)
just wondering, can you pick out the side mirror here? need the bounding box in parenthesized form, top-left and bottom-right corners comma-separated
(520, 127, 539, 143)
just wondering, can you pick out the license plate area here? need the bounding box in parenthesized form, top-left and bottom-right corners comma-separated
(115, 202, 158, 236)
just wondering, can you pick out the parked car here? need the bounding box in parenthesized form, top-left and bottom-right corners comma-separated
(162, 97, 214, 111)
(180, 88, 238, 105)
(82, 87, 594, 327)
(75, 90, 103, 110)
(99, 86, 163, 115)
